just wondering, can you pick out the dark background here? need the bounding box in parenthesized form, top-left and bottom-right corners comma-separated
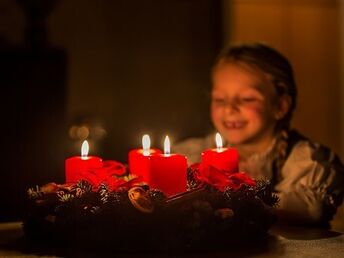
(0, 0, 222, 221)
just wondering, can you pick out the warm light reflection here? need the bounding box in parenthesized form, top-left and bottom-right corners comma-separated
(77, 126, 90, 140)
(142, 134, 151, 156)
(164, 136, 171, 156)
(81, 140, 89, 159)
(215, 133, 223, 152)
(68, 125, 90, 140)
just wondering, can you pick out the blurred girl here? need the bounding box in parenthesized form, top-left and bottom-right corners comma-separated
(175, 43, 344, 225)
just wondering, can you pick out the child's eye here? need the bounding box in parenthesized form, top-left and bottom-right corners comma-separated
(212, 98, 226, 105)
(241, 97, 257, 103)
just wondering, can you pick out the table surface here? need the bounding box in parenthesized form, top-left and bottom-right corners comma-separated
(0, 221, 344, 258)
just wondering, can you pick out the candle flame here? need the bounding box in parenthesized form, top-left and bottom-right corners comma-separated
(164, 135, 171, 156)
(142, 134, 151, 156)
(81, 140, 89, 159)
(215, 133, 223, 151)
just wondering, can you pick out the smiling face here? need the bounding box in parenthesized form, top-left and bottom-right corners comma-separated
(211, 62, 281, 148)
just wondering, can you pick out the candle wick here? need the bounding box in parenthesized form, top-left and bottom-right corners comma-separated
(143, 149, 150, 156)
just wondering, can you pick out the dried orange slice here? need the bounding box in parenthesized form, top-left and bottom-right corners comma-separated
(45, 215, 56, 223)
(128, 187, 154, 213)
(41, 182, 59, 194)
(214, 208, 234, 219)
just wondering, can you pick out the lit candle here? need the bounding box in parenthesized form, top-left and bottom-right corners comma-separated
(128, 134, 161, 182)
(65, 140, 103, 184)
(201, 133, 239, 173)
(150, 136, 187, 197)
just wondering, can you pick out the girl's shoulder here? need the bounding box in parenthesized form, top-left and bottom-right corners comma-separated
(286, 129, 343, 168)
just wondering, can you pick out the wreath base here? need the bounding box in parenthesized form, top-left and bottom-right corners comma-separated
(24, 179, 278, 253)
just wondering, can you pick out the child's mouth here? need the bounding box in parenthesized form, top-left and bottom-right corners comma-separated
(223, 121, 247, 129)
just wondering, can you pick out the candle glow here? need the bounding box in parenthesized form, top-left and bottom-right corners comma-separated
(142, 134, 151, 156)
(215, 133, 223, 152)
(81, 140, 89, 159)
(164, 136, 171, 156)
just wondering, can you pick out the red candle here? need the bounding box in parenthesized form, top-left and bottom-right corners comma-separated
(150, 136, 187, 197)
(201, 133, 239, 173)
(65, 140, 103, 184)
(128, 134, 161, 182)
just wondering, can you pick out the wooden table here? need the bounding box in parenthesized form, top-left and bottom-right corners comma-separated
(0, 221, 343, 257)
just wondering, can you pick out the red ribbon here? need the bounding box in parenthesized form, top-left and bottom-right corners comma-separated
(191, 163, 256, 192)
(76, 160, 141, 191)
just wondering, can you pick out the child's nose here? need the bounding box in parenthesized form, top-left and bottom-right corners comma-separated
(224, 99, 240, 114)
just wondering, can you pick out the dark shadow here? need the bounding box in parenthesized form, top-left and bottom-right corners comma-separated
(4, 233, 284, 258)
(0, 0, 67, 222)
(270, 224, 342, 240)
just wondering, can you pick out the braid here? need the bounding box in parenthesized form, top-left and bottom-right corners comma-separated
(272, 130, 289, 184)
